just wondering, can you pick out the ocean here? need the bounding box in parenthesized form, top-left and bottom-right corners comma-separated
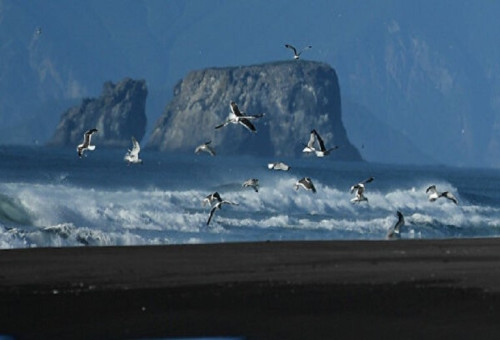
(0, 145, 498, 249)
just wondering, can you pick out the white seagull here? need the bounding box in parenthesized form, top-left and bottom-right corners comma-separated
(285, 44, 312, 60)
(195, 141, 216, 156)
(215, 101, 265, 133)
(242, 178, 259, 192)
(294, 177, 317, 193)
(124, 136, 143, 165)
(386, 211, 405, 240)
(350, 177, 374, 203)
(77, 128, 98, 158)
(202, 192, 222, 207)
(425, 185, 458, 205)
(303, 130, 338, 157)
(206, 199, 239, 226)
(267, 162, 291, 171)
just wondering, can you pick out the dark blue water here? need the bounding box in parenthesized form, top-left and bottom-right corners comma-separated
(0, 145, 498, 248)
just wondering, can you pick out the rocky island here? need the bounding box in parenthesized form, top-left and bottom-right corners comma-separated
(148, 60, 362, 160)
(48, 78, 147, 148)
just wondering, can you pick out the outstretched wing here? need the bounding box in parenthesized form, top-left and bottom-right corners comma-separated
(230, 101, 243, 117)
(313, 130, 327, 152)
(442, 191, 458, 205)
(130, 137, 140, 156)
(394, 211, 405, 232)
(426, 185, 437, 194)
(362, 177, 374, 184)
(215, 120, 230, 129)
(307, 130, 317, 149)
(207, 205, 218, 225)
(238, 118, 257, 132)
(298, 45, 312, 56)
(285, 44, 298, 56)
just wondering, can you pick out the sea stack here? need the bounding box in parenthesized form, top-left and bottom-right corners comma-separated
(48, 78, 147, 148)
(148, 60, 362, 160)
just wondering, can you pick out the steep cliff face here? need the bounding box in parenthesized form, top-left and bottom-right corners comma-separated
(148, 61, 361, 160)
(48, 78, 147, 148)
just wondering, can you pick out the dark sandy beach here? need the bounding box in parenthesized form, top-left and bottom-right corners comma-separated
(1, 239, 500, 339)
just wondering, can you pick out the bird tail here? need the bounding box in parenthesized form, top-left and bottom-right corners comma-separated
(88, 145, 96, 151)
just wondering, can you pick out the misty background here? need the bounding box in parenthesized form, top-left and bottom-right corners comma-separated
(1, 0, 500, 167)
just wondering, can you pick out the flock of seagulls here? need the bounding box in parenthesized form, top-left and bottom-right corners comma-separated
(74, 44, 459, 236)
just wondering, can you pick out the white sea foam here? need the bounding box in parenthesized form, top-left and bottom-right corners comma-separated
(0, 170, 499, 248)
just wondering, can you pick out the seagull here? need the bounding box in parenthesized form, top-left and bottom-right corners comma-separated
(124, 136, 143, 165)
(425, 185, 458, 205)
(206, 199, 239, 226)
(77, 128, 98, 158)
(294, 177, 316, 193)
(350, 177, 374, 203)
(195, 141, 216, 156)
(312, 129, 339, 157)
(202, 192, 222, 207)
(267, 162, 291, 171)
(215, 101, 265, 133)
(386, 211, 405, 240)
(285, 44, 312, 60)
(242, 178, 259, 192)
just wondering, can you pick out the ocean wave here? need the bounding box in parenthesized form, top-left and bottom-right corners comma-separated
(0, 175, 499, 248)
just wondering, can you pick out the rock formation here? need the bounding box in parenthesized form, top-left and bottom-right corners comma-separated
(148, 60, 361, 160)
(48, 78, 147, 148)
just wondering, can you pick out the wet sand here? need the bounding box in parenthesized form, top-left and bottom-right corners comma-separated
(1, 239, 500, 339)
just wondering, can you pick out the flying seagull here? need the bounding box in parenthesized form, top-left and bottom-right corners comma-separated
(195, 141, 216, 156)
(267, 162, 291, 171)
(294, 177, 317, 193)
(302, 130, 338, 157)
(215, 101, 265, 133)
(124, 136, 143, 165)
(206, 199, 239, 226)
(77, 128, 98, 158)
(202, 192, 223, 207)
(425, 185, 458, 205)
(242, 178, 259, 192)
(386, 211, 405, 240)
(285, 44, 312, 60)
(350, 177, 374, 203)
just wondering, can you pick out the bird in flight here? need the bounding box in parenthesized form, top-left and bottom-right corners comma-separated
(124, 136, 143, 165)
(386, 211, 405, 240)
(195, 141, 216, 156)
(294, 177, 317, 193)
(350, 177, 374, 203)
(425, 185, 458, 205)
(77, 128, 98, 158)
(285, 44, 312, 60)
(302, 129, 339, 157)
(215, 101, 264, 133)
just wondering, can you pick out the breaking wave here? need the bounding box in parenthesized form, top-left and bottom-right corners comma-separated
(0, 169, 499, 248)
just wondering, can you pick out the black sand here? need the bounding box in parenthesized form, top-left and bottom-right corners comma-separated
(1, 239, 500, 339)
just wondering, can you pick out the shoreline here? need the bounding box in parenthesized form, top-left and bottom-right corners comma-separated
(1, 238, 500, 339)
